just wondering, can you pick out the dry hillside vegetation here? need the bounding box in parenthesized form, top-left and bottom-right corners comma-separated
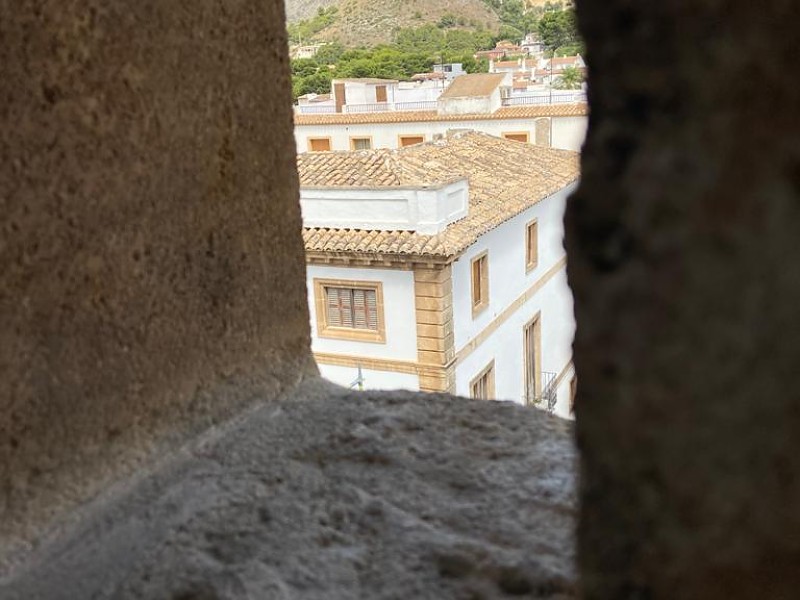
(285, 0, 339, 22)
(287, 0, 500, 46)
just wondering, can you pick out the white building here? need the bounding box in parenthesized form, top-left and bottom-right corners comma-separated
(290, 43, 324, 60)
(299, 131, 579, 417)
(295, 73, 588, 153)
(296, 78, 448, 116)
(432, 62, 466, 82)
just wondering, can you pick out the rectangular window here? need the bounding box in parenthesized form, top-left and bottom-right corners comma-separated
(313, 279, 385, 343)
(471, 251, 489, 316)
(526, 219, 538, 271)
(399, 134, 425, 147)
(308, 137, 332, 152)
(523, 315, 542, 405)
(471, 361, 495, 400)
(503, 132, 529, 143)
(350, 137, 372, 151)
(325, 287, 378, 330)
(375, 85, 388, 103)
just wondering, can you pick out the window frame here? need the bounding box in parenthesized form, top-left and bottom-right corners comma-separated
(470, 360, 496, 400)
(523, 312, 542, 405)
(349, 136, 373, 151)
(398, 134, 425, 147)
(525, 219, 539, 272)
(307, 136, 332, 152)
(470, 251, 489, 317)
(502, 131, 530, 143)
(313, 278, 386, 343)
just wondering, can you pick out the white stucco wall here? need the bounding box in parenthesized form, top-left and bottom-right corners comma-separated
(307, 265, 418, 363)
(438, 96, 494, 116)
(552, 117, 588, 153)
(451, 184, 577, 417)
(300, 180, 468, 234)
(294, 115, 587, 153)
(339, 82, 376, 105)
(317, 364, 420, 392)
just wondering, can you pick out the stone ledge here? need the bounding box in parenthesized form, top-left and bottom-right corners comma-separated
(1, 379, 577, 599)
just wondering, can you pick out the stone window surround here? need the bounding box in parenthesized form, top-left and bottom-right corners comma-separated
(313, 278, 386, 344)
(502, 131, 530, 143)
(308, 136, 332, 152)
(349, 135, 373, 150)
(471, 250, 490, 318)
(525, 218, 539, 272)
(470, 359, 496, 400)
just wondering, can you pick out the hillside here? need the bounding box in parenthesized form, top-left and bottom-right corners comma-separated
(285, 0, 339, 23)
(286, 0, 501, 47)
(285, 0, 568, 22)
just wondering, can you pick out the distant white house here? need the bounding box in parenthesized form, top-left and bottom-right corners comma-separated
(290, 43, 324, 60)
(432, 62, 466, 82)
(294, 73, 588, 153)
(299, 131, 579, 418)
(521, 33, 545, 58)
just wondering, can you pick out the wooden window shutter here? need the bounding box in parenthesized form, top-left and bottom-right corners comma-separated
(352, 288, 367, 329)
(309, 138, 331, 152)
(472, 259, 482, 306)
(480, 256, 488, 303)
(365, 289, 378, 330)
(526, 221, 538, 269)
(339, 289, 353, 328)
(326, 287, 342, 327)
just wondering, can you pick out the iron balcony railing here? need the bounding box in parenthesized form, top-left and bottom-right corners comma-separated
(524, 371, 558, 413)
(502, 92, 587, 106)
(343, 102, 391, 114)
(295, 104, 337, 114)
(394, 100, 438, 111)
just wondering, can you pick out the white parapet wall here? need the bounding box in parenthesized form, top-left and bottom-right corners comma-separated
(300, 179, 469, 234)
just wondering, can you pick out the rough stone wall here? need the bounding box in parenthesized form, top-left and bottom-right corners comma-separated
(568, 1, 800, 598)
(2, 382, 578, 600)
(0, 0, 314, 568)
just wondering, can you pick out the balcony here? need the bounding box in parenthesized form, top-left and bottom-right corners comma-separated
(502, 92, 587, 107)
(524, 371, 558, 413)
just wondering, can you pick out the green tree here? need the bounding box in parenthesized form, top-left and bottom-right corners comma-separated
(291, 58, 320, 77)
(553, 65, 584, 90)
(314, 42, 345, 65)
(292, 71, 333, 98)
(537, 9, 578, 52)
(338, 58, 375, 78)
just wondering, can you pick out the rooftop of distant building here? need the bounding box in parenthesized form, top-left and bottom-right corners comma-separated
(298, 131, 580, 258)
(294, 103, 588, 125)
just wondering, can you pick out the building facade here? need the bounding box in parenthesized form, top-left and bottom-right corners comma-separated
(294, 74, 588, 153)
(299, 132, 579, 417)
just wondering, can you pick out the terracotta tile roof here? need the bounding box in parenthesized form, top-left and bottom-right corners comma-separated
(297, 150, 435, 188)
(294, 103, 588, 126)
(411, 72, 446, 81)
(493, 61, 521, 69)
(439, 74, 506, 99)
(300, 131, 580, 259)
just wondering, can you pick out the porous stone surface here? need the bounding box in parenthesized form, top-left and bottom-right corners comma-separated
(568, 0, 800, 598)
(0, 0, 313, 569)
(1, 381, 577, 600)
